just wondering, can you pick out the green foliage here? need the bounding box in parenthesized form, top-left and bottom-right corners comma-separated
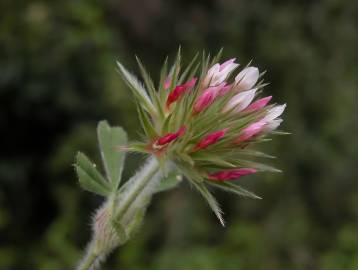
(97, 120, 127, 191)
(75, 152, 111, 196)
(2, 0, 358, 269)
(75, 121, 127, 195)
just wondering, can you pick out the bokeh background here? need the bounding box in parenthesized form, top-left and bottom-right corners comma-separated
(1, 0, 358, 269)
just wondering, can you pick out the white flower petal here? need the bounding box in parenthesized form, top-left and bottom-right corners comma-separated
(235, 67, 259, 91)
(223, 89, 257, 112)
(263, 104, 286, 122)
(263, 119, 283, 133)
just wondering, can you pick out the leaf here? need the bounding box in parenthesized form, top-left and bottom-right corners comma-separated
(116, 60, 156, 115)
(75, 152, 111, 196)
(207, 181, 262, 199)
(191, 180, 225, 226)
(155, 172, 183, 193)
(97, 120, 128, 191)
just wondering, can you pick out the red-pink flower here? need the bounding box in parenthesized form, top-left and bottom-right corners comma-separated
(155, 126, 186, 146)
(234, 121, 266, 143)
(208, 168, 257, 181)
(192, 128, 228, 152)
(166, 78, 197, 108)
(193, 83, 227, 113)
(244, 96, 272, 112)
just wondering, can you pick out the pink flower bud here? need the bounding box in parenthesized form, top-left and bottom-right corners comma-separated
(183, 77, 197, 88)
(223, 89, 257, 113)
(166, 78, 197, 108)
(234, 121, 266, 143)
(244, 96, 272, 112)
(192, 128, 228, 152)
(155, 126, 186, 146)
(164, 76, 171, 90)
(204, 58, 239, 87)
(193, 83, 224, 113)
(217, 83, 232, 96)
(234, 67, 259, 91)
(208, 168, 257, 181)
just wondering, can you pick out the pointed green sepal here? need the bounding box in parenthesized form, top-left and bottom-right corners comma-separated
(207, 181, 262, 199)
(116, 60, 156, 115)
(191, 180, 225, 226)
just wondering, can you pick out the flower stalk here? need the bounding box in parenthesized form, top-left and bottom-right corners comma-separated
(77, 157, 164, 270)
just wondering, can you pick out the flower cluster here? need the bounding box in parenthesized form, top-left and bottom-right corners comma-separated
(117, 51, 286, 224)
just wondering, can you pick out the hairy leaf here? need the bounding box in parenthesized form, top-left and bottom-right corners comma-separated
(97, 120, 128, 191)
(75, 152, 111, 196)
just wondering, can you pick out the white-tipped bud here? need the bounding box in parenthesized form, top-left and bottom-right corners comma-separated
(234, 67, 259, 91)
(223, 88, 257, 113)
(263, 104, 286, 122)
(263, 119, 283, 133)
(204, 59, 239, 87)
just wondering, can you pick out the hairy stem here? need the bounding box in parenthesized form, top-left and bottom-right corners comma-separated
(115, 158, 159, 219)
(77, 242, 98, 270)
(76, 157, 161, 270)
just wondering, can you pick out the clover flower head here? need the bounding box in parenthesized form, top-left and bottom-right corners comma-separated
(117, 50, 287, 225)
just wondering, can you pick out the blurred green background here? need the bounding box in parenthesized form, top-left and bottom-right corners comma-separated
(1, 0, 358, 269)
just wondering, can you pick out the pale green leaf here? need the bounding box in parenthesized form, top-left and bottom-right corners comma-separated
(75, 152, 111, 196)
(97, 120, 128, 191)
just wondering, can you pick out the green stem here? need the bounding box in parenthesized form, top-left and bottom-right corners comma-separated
(115, 157, 159, 219)
(76, 242, 98, 270)
(76, 157, 161, 270)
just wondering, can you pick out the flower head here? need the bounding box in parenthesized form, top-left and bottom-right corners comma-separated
(117, 50, 287, 224)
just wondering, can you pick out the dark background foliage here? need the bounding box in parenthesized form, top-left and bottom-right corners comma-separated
(1, 0, 357, 269)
